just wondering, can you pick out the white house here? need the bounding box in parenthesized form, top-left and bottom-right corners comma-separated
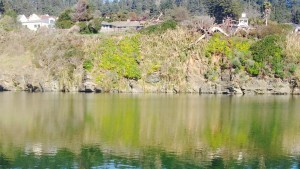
(18, 14, 57, 31)
(238, 13, 249, 28)
(17, 15, 28, 22)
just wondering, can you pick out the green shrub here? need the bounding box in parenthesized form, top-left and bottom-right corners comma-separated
(95, 35, 141, 80)
(78, 19, 101, 34)
(250, 35, 283, 63)
(249, 24, 293, 39)
(55, 9, 74, 29)
(232, 57, 242, 69)
(0, 15, 18, 31)
(83, 60, 93, 71)
(4, 10, 17, 19)
(250, 35, 285, 77)
(141, 20, 177, 34)
(289, 64, 297, 74)
(273, 62, 284, 78)
(205, 33, 232, 58)
(90, 18, 101, 32)
(246, 60, 260, 76)
(204, 69, 219, 81)
(205, 34, 251, 59)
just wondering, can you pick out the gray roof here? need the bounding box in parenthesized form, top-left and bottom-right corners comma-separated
(102, 21, 142, 27)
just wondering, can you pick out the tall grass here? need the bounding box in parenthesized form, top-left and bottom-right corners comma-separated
(285, 34, 300, 63)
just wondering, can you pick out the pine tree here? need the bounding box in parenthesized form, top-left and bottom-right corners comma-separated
(73, 0, 92, 21)
(263, 1, 272, 25)
(187, 0, 205, 15)
(271, 0, 291, 23)
(205, 0, 242, 23)
(0, 0, 5, 14)
(160, 0, 174, 12)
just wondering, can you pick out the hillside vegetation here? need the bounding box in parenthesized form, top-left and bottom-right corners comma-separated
(0, 18, 299, 94)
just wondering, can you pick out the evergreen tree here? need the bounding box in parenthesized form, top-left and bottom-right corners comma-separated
(293, 8, 300, 24)
(101, 0, 111, 15)
(0, 0, 298, 24)
(205, 0, 242, 23)
(55, 9, 74, 28)
(149, 1, 159, 16)
(73, 0, 92, 21)
(0, 0, 5, 14)
(263, 1, 272, 25)
(187, 0, 205, 15)
(160, 0, 174, 12)
(271, 0, 292, 23)
(111, 0, 120, 13)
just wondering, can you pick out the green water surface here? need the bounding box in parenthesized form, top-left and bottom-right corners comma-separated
(0, 93, 300, 168)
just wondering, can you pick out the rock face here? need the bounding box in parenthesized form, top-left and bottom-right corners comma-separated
(146, 72, 160, 84)
(240, 79, 291, 95)
(0, 73, 61, 92)
(129, 80, 143, 93)
(0, 66, 298, 95)
(79, 73, 98, 93)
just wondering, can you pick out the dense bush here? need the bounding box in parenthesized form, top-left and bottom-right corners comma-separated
(249, 24, 293, 39)
(250, 35, 283, 63)
(78, 21, 98, 34)
(250, 35, 284, 77)
(205, 33, 232, 58)
(93, 35, 141, 80)
(83, 60, 93, 71)
(246, 60, 260, 76)
(231, 57, 242, 69)
(55, 9, 74, 29)
(205, 34, 251, 59)
(141, 20, 177, 34)
(204, 68, 219, 81)
(0, 15, 18, 31)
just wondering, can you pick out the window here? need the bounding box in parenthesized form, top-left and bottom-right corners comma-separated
(34, 24, 41, 28)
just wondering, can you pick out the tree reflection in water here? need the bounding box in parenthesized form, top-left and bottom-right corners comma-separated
(0, 93, 300, 168)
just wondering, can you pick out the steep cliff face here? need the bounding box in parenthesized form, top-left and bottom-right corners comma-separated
(0, 61, 296, 95)
(0, 29, 299, 94)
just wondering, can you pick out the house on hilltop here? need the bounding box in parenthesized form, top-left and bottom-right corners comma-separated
(101, 20, 143, 32)
(238, 13, 249, 28)
(17, 14, 57, 31)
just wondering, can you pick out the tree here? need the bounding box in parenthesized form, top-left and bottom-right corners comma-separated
(263, 1, 272, 25)
(187, 0, 205, 15)
(160, 0, 174, 12)
(149, 0, 159, 17)
(0, 0, 5, 14)
(72, 0, 93, 22)
(293, 9, 300, 24)
(271, 0, 291, 23)
(55, 9, 74, 29)
(165, 7, 189, 22)
(205, 0, 242, 23)
(111, 0, 120, 13)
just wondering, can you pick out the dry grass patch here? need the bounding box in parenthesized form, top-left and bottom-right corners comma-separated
(285, 33, 300, 63)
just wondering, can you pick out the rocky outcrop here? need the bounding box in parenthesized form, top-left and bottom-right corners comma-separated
(146, 72, 160, 84)
(240, 78, 291, 95)
(0, 73, 60, 92)
(129, 80, 144, 93)
(0, 68, 299, 95)
(79, 73, 102, 93)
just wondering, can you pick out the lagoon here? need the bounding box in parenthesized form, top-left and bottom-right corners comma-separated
(0, 93, 300, 168)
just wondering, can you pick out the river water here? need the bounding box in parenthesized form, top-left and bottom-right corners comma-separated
(0, 93, 300, 168)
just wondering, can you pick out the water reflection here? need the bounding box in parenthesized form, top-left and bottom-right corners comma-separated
(0, 93, 300, 168)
